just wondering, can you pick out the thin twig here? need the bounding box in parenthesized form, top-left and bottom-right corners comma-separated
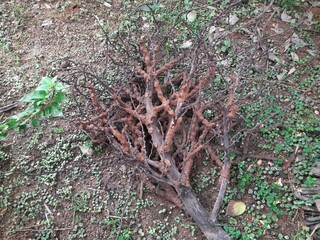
(210, 109, 231, 222)
(307, 223, 320, 240)
(0, 102, 19, 113)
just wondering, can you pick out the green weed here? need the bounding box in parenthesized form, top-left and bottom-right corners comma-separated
(0, 76, 68, 140)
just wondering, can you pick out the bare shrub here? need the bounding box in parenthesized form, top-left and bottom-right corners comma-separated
(58, 1, 308, 238)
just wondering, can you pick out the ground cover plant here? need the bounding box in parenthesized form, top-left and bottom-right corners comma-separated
(0, 0, 320, 239)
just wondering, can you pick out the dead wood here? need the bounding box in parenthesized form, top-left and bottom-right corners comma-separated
(77, 42, 241, 239)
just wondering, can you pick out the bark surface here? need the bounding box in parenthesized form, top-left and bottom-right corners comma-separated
(176, 185, 230, 240)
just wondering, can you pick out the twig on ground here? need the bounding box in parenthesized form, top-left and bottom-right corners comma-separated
(307, 223, 320, 240)
(0, 102, 19, 113)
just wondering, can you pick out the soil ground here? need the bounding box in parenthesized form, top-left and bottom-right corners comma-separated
(0, 1, 320, 240)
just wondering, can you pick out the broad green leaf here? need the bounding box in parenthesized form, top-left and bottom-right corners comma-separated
(51, 102, 63, 117)
(37, 78, 52, 91)
(31, 118, 40, 127)
(5, 118, 18, 128)
(20, 90, 47, 102)
(54, 82, 68, 91)
(226, 200, 246, 217)
(32, 90, 48, 99)
(221, 46, 227, 52)
(41, 76, 55, 85)
(18, 124, 27, 130)
(32, 101, 42, 110)
(43, 102, 63, 117)
(37, 76, 56, 91)
(54, 92, 66, 103)
(304, 146, 313, 153)
(43, 105, 53, 117)
(24, 106, 37, 116)
(20, 93, 34, 102)
(51, 108, 63, 117)
(0, 132, 8, 141)
(0, 124, 9, 133)
(38, 110, 45, 118)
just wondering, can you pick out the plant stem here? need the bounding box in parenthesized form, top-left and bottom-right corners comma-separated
(210, 110, 231, 222)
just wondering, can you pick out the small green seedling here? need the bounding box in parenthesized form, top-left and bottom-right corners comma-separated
(0, 76, 68, 140)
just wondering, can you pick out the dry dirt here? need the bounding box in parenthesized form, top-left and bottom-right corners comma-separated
(1, 1, 320, 240)
(0, 1, 200, 239)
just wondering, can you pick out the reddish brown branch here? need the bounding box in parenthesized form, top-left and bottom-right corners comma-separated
(80, 42, 237, 239)
(155, 57, 182, 76)
(181, 145, 205, 186)
(86, 82, 103, 113)
(206, 146, 223, 167)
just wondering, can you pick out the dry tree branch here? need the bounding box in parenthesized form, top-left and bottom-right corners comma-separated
(57, 0, 320, 238)
(77, 41, 234, 239)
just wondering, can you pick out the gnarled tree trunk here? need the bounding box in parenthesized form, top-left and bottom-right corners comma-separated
(176, 185, 230, 240)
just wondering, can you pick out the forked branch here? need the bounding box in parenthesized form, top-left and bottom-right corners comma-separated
(79, 42, 238, 240)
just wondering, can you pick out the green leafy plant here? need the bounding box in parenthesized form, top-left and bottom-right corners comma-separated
(256, 182, 283, 215)
(139, 2, 160, 12)
(218, 38, 232, 53)
(0, 76, 68, 140)
(238, 173, 252, 189)
(271, 0, 299, 10)
(304, 176, 316, 187)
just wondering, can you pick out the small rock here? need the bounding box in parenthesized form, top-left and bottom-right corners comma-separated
(288, 67, 296, 75)
(290, 52, 299, 61)
(60, 61, 70, 68)
(186, 10, 197, 22)
(32, 4, 40, 10)
(271, 23, 284, 34)
(268, 52, 281, 63)
(281, 11, 293, 23)
(276, 70, 287, 81)
(228, 14, 239, 25)
(44, 3, 52, 9)
(119, 165, 126, 172)
(103, 2, 112, 8)
(41, 19, 53, 27)
(291, 33, 307, 48)
(180, 40, 192, 48)
(306, 10, 313, 24)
